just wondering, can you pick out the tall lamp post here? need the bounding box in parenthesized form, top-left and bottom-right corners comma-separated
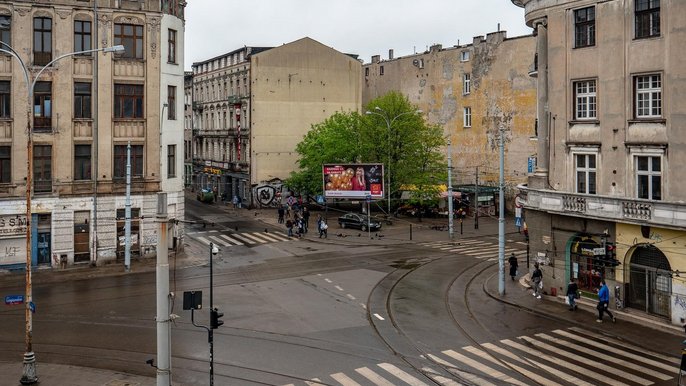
(0, 42, 124, 385)
(365, 107, 422, 217)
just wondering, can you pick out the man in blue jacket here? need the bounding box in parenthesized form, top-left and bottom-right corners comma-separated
(597, 279, 616, 323)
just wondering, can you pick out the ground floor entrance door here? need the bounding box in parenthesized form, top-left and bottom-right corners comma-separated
(626, 245, 671, 318)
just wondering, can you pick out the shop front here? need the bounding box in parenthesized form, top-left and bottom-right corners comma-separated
(568, 236, 605, 292)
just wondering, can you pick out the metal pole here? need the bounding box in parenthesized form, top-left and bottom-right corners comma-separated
(156, 193, 171, 386)
(474, 166, 479, 229)
(93, 1, 99, 265)
(447, 140, 453, 240)
(209, 242, 214, 386)
(125, 141, 131, 271)
(498, 127, 506, 296)
(367, 200, 371, 239)
(387, 118, 391, 218)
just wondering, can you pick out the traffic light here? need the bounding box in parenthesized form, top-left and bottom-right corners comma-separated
(210, 308, 224, 329)
(604, 242, 620, 267)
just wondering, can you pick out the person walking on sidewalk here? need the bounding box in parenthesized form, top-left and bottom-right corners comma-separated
(566, 277, 579, 311)
(277, 206, 285, 224)
(531, 263, 543, 299)
(286, 218, 294, 237)
(302, 207, 310, 233)
(508, 253, 518, 281)
(597, 280, 616, 323)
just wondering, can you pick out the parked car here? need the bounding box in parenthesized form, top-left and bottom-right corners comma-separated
(337, 213, 381, 231)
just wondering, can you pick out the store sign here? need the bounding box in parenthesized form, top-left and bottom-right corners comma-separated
(203, 167, 222, 175)
(0, 215, 27, 237)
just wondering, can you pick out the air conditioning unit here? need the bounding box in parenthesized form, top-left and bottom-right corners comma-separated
(412, 59, 424, 69)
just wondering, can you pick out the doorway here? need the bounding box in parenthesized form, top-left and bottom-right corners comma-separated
(626, 244, 671, 318)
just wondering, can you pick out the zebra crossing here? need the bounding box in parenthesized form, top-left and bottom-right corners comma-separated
(417, 238, 528, 260)
(280, 327, 678, 386)
(186, 229, 291, 247)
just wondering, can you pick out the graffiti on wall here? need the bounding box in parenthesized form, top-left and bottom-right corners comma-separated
(254, 180, 284, 208)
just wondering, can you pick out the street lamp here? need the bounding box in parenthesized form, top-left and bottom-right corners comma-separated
(365, 107, 422, 217)
(0, 42, 124, 385)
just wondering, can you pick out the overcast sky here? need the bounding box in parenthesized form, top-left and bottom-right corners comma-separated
(183, 0, 532, 70)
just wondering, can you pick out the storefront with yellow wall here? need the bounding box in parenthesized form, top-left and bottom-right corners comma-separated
(616, 223, 686, 324)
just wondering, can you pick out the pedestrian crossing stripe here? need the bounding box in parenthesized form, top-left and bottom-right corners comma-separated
(190, 231, 290, 247)
(279, 327, 675, 386)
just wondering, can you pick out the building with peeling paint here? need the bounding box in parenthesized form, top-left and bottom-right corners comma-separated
(512, 0, 686, 325)
(362, 31, 538, 212)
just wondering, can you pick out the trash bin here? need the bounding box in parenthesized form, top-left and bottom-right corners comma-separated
(550, 287, 557, 296)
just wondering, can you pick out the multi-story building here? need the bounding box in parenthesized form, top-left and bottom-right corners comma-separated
(183, 70, 192, 188)
(512, 0, 686, 324)
(0, 0, 185, 269)
(362, 31, 537, 210)
(191, 37, 362, 207)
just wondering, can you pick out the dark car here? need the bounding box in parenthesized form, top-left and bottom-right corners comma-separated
(337, 213, 381, 231)
(196, 188, 214, 203)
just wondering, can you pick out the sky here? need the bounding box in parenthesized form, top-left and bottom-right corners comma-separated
(183, 0, 532, 70)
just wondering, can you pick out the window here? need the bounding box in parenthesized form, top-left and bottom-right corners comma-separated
(167, 144, 176, 178)
(74, 82, 91, 119)
(74, 144, 91, 180)
(365, 67, 369, 77)
(74, 20, 92, 53)
(114, 84, 144, 118)
(167, 85, 176, 120)
(574, 7, 595, 48)
(636, 156, 661, 200)
(33, 17, 52, 66)
(635, 74, 662, 118)
(460, 51, 470, 61)
(0, 146, 10, 183)
(575, 154, 597, 194)
(114, 23, 144, 59)
(574, 80, 597, 120)
(463, 107, 472, 128)
(0, 81, 9, 118)
(463, 73, 471, 95)
(33, 81, 52, 132)
(167, 29, 177, 63)
(0, 15, 11, 48)
(33, 145, 51, 193)
(636, 0, 660, 38)
(114, 144, 143, 179)
(380, 65, 384, 76)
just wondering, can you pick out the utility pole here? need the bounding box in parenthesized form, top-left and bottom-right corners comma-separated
(156, 193, 171, 385)
(474, 166, 479, 229)
(447, 140, 454, 240)
(125, 141, 132, 271)
(498, 126, 506, 296)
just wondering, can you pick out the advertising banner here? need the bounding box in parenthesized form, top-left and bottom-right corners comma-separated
(323, 164, 384, 199)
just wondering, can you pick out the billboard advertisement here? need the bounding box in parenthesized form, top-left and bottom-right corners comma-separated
(323, 164, 384, 199)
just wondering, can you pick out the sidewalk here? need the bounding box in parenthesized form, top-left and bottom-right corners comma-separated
(0, 361, 156, 386)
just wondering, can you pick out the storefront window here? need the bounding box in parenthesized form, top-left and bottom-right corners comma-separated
(570, 238, 604, 291)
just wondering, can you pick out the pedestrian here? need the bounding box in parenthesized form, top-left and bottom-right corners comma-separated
(597, 279, 616, 323)
(566, 277, 579, 311)
(508, 253, 518, 281)
(302, 207, 310, 233)
(286, 218, 293, 237)
(213, 187, 218, 203)
(277, 206, 285, 224)
(531, 263, 543, 299)
(320, 220, 328, 238)
(316, 214, 322, 237)
(296, 217, 304, 238)
(232, 195, 238, 209)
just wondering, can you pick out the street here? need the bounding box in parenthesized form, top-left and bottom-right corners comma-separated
(0, 196, 682, 385)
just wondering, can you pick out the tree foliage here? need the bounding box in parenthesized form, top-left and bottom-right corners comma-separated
(287, 92, 447, 209)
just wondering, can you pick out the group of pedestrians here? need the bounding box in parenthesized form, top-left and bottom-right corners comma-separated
(508, 255, 616, 323)
(282, 206, 309, 238)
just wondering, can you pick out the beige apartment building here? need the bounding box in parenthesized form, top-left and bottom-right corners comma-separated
(191, 37, 362, 207)
(512, 0, 686, 324)
(363, 31, 537, 212)
(0, 0, 185, 269)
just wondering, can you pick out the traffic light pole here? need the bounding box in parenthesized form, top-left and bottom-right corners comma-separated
(209, 243, 214, 386)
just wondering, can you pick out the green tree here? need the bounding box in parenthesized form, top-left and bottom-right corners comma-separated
(287, 92, 447, 211)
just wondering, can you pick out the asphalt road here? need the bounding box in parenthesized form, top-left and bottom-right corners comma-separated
(0, 197, 682, 386)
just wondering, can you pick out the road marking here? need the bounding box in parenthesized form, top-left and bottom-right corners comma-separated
(360, 303, 367, 309)
(346, 294, 356, 300)
(247, 232, 276, 243)
(377, 363, 429, 386)
(330, 372, 361, 385)
(557, 329, 678, 373)
(324, 278, 332, 283)
(501, 338, 627, 386)
(218, 234, 243, 245)
(464, 248, 518, 257)
(238, 232, 268, 243)
(355, 367, 395, 386)
(230, 233, 258, 244)
(207, 235, 231, 247)
(537, 332, 670, 381)
(373, 313, 385, 320)
(479, 343, 564, 386)
(305, 379, 324, 386)
(442, 349, 528, 386)
(335, 285, 344, 291)
(196, 236, 212, 245)
(521, 335, 651, 385)
(426, 354, 496, 386)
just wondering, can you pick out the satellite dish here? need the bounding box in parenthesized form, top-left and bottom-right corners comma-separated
(412, 59, 420, 67)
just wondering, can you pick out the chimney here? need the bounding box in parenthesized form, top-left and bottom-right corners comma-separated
(430, 44, 442, 53)
(371, 55, 380, 64)
(389, 49, 394, 60)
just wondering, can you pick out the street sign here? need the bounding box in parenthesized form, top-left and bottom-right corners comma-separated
(515, 217, 522, 227)
(365, 194, 371, 203)
(29, 301, 35, 313)
(286, 196, 295, 206)
(316, 195, 325, 204)
(4, 295, 23, 305)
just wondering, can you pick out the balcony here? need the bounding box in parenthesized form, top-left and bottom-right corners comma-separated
(518, 185, 686, 229)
